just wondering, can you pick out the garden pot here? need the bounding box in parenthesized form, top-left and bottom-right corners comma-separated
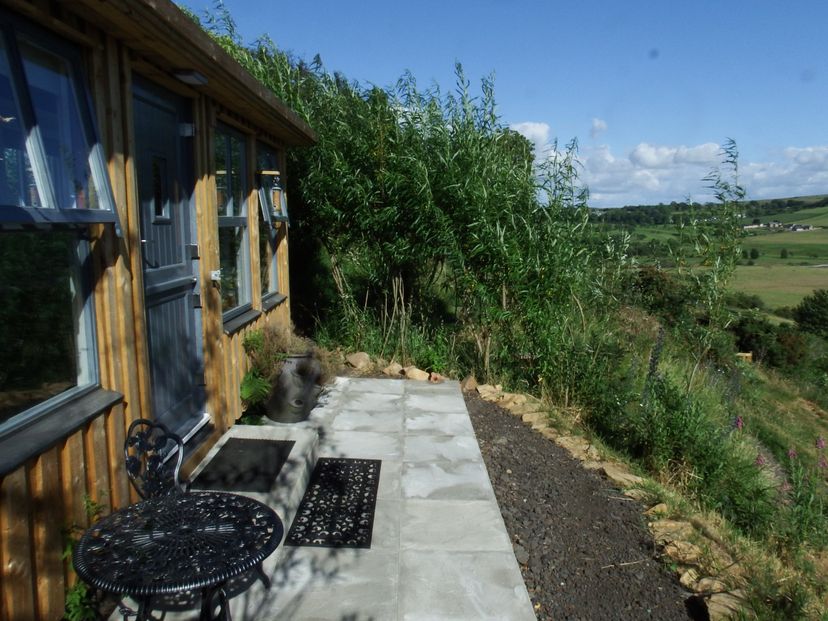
(264, 353, 321, 423)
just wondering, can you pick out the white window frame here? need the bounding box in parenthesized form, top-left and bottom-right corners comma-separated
(0, 11, 117, 438)
(215, 123, 252, 320)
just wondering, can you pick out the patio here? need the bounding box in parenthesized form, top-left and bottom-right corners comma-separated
(121, 377, 535, 620)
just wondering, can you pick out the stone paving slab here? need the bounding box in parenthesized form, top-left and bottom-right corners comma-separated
(114, 377, 535, 620)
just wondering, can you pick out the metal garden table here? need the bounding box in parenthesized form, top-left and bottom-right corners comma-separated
(73, 491, 283, 621)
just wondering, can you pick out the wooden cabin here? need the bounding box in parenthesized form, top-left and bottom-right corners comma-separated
(0, 1, 315, 618)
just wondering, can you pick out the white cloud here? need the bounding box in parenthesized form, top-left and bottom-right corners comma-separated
(581, 141, 828, 207)
(741, 149, 828, 199)
(782, 146, 828, 169)
(590, 117, 607, 139)
(509, 120, 828, 207)
(581, 142, 722, 207)
(510, 121, 551, 157)
(629, 142, 719, 169)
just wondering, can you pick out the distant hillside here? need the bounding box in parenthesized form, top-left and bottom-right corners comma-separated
(594, 194, 828, 226)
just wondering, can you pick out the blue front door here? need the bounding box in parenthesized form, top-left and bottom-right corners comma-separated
(133, 77, 204, 436)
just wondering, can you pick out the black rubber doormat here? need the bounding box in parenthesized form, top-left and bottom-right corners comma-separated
(191, 438, 294, 493)
(285, 458, 382, 549)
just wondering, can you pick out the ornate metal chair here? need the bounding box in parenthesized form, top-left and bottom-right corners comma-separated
(124, 418, 188, 499)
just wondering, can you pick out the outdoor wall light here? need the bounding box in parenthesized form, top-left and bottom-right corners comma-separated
(173, 70, 208, 86)
(257, 170, 289, 225)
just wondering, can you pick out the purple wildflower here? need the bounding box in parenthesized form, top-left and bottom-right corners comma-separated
(780, 481, 792, 494)
(819, 456, 828, 470)
(817, 436, 826, 451)
(755, 454, 766, 467)
(788, 448, 798, 460)
(733, 416, 744, 431)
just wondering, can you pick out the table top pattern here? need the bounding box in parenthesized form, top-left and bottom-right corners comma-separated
(73, 491, 282, 596)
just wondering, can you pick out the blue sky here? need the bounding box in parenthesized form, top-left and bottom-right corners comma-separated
(184, 1, 828, 207)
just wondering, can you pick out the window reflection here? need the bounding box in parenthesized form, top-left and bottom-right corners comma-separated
(0, 35, 39, 207)
(0, 231, 86, 422)
(19, 40, 98, 210)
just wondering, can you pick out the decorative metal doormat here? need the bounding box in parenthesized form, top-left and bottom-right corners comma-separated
(191, 438, 295, 493)
(285, 458, 382, 548)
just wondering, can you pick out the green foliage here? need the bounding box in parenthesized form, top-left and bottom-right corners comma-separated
(240, 370, 270, 405)
(777, 452, 828, 549)
(64, 582, 97, 621)
(242, 330, 265, 356)
(793, 289, 828, 339)
(62, 494, 105, 620)
(193, 7, 828, 614)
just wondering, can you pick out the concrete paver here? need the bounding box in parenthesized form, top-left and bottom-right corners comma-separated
(119, 377, 534, 620)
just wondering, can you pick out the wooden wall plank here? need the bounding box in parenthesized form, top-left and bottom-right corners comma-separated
(195, 98, 228, 437)
(106, 403, 131, 507)
(59, 432, 88, 588)
(0, 468, 36, 621)
(120, 44, 153, 432)
(83, 417, 112, 515)
(30, 450, 65, 621)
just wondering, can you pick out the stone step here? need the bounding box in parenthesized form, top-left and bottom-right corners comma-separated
(188, 422, 320, 531)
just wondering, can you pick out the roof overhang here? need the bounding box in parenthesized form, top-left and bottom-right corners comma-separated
(68, 0, 316, 147)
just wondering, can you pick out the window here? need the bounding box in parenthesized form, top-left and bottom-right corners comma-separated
(256, 144, 285, 299)
(215, 124, 251, 318)
(0, 12, 118, 435)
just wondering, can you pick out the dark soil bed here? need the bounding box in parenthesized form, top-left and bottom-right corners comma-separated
(464, 390, 692, 621)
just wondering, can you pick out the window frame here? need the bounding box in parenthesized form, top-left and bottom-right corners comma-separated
(215, 122, 252, 322)
(0, 10, 116, 441)
(0, 10, 121, 234)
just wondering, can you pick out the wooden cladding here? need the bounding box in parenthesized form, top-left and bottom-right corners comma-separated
(0, 5, 296, 618)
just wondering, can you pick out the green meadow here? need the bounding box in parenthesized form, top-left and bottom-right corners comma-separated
(730, 264, 828, 308)
(741, 227, 828, 265)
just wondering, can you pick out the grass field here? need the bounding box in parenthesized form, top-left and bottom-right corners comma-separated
(742, 227, 828, 265)
(730, 265, 828, 308)
(771, 204, 828, 226)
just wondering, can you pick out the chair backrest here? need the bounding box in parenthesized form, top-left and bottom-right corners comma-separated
(124, 419, 186, 499)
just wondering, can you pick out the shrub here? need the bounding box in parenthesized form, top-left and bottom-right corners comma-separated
(793, 289, 828, 339)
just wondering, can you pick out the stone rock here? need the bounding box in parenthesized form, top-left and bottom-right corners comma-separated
(696, 577, 728, 593)
(460, 374, 478, 391)
(511, 402, 546, 417)
(521, 411, 547, 428)
(539, 428, 558, 441)
(623, 488, 651, 501)
(705, 590, 746, 620)
(680, 568, 700, 589)
(403, 366, 430, 381)
(500, 393, 527, 408)
(476, 384, 503, 401)
(382, 361, 403, 376)
(556, 435, 591, 460)
(664, 541, 703, 564)
(346, 352, 372, 370)
(600, 463, 644, 488)
(581, 460, 604, 471)
(645, 503, 669, 517)
(513, 543, 530, 565)
(650, 519, 695, 545)
(428, 371, 446, 383)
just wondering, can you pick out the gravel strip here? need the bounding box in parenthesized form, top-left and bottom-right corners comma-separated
(464, 390, 692, 620)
